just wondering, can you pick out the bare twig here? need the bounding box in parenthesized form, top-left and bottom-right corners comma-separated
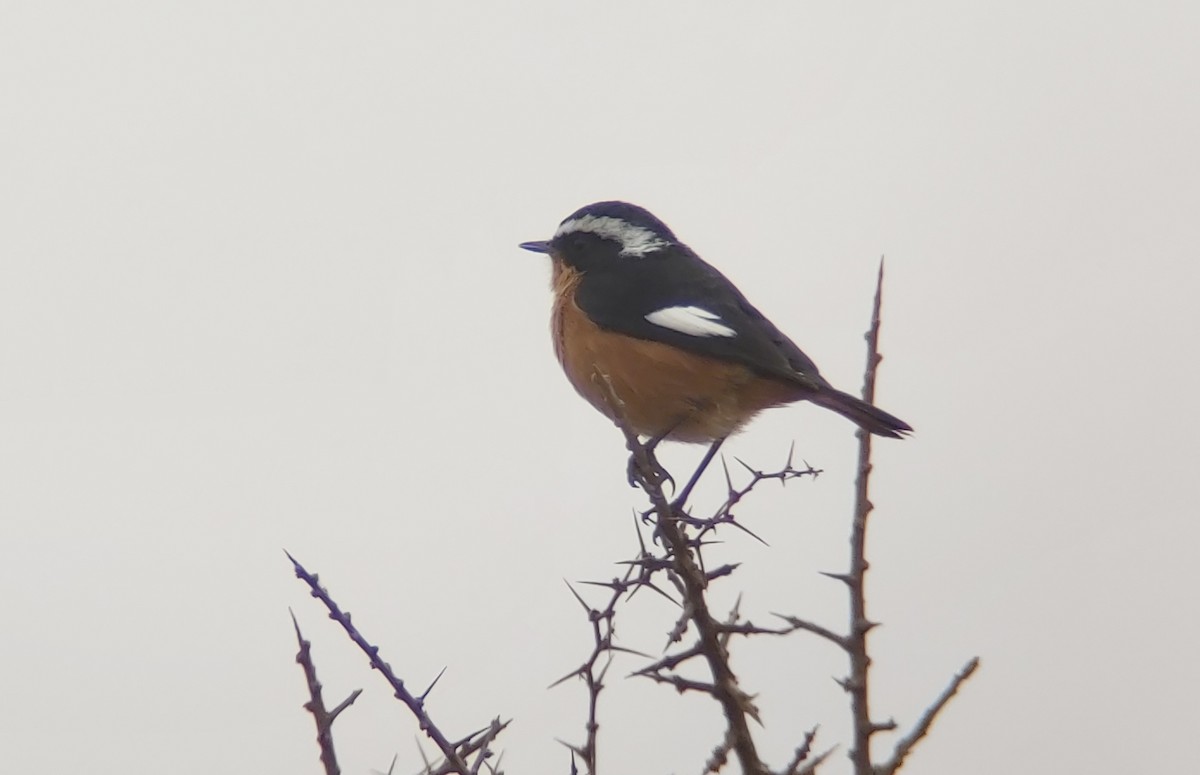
(292, 611, 361, 775)
(467, 718, 508, 775)
(288, 553, 508, 775)
(842, 259, 889, 774)
(780, 726, 818, 775)
(792, 746, 837, 775)
(703, 729, 736, 774)
(639, 673, 719, 695)
(657, 451, 820, 553)
(552, 513, 666, 775)
(773, 613, 848, 650)
(708, 451, 822, 528)
(554, 574, 622, 773)
(631, 643, 703, 678)
(834, 260, 979, 774)
(780, 727, 837, 775)
(875, 658, 980, 775)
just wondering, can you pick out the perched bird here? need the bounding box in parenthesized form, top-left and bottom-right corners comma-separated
(519, 201, 911, 454)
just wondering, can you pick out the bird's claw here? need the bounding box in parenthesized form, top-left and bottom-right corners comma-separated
(627, 450, 676, 495)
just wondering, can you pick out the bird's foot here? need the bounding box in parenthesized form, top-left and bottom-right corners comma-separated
(627, 445, 675, 495)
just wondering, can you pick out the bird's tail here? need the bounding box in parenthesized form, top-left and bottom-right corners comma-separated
(809, 388, 913, 439)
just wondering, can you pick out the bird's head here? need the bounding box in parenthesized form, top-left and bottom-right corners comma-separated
(519, 201, 678, 269)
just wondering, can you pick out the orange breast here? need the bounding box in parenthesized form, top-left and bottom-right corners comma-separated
(550, 261, 803, 442)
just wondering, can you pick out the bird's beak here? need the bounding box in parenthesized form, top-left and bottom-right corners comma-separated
(519, 240, 551, 254)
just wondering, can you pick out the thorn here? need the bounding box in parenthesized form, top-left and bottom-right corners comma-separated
(631, 510, 649, 553)
(563, 580, 591, 611)
(548, 667, 586, 689)
(414, 739, 431, 772)
(454, 721, 495, 748)
(734, 456, 757, 476)
(577, 579, 625, 594)
(721, 454, 733, 492)
(634, 580, 681, 606)
(418, 666, 447, 701)
(728, 519, 769, 546)
(556, 739, 586, 759)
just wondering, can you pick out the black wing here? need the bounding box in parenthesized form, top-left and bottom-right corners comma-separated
(574, 247, 829, 391)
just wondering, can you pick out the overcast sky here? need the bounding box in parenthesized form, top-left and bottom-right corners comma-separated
(2, 3, 1197, 774)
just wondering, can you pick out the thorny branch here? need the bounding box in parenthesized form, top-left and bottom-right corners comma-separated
(554, 377, 822, 774)
(875, 657, 980, 775)
(627, 456, 765, 773)
(289, 553, 509, 775)
(838, 260, 979, 774)
(843, 260, 888, 773)
(551, 538, 659, 774)
(590, 373, 829, 775)
(292, 611, 361, 775)
(675, 451, 821, 549)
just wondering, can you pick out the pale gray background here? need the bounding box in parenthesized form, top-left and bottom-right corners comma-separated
(2, 2, 1197, 773)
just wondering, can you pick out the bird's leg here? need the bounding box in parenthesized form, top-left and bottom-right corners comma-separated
(626, 406, 721, 492)
(671, 437, 725, 511)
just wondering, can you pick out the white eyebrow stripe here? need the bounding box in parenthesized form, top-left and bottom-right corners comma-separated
(645, 306, 738, 338)
(555, 215, 668, 257)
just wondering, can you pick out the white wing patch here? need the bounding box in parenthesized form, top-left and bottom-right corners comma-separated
(645, 306, 737, 338)
(555, 215, 668, 257)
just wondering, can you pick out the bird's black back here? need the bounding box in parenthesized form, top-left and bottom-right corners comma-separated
(573, 243, 828, 391)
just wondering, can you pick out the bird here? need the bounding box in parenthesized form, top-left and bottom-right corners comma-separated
(518, 201, 911, 471)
